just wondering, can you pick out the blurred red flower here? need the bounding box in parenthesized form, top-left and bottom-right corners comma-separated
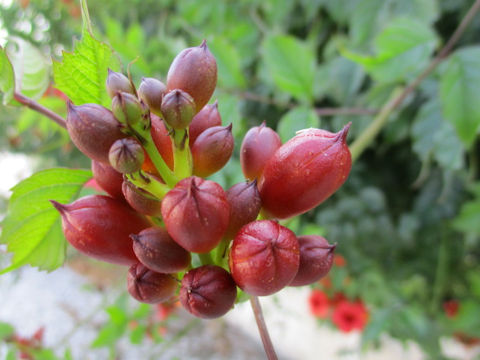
(443, 300, 460, 318)
(155, 302, 178, 321)
(334, 255, 346, 267)
(330, 292, 347, 307)
(332, 300, 369, 333)
(309, 290, 330, 318)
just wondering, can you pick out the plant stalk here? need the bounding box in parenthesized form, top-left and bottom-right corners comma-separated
(250, 296, 278, 360)
(13, 92, 67, 129)
(172, 129, 193, 180)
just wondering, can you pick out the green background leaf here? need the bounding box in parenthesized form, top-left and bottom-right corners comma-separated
(0, 46, 15, 105)
(277, 106, 320, 143)
(209, 37, 246, 89)
(440, 46, 480, 147)
(0, 168, 92, 273)
(53, 30, 120, 107)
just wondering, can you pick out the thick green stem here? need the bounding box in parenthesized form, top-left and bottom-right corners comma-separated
(126, 171, 170, 199)
(141, 130, 178, 187)
(172, 129, 193, 180)
(198, 252, 214, 265)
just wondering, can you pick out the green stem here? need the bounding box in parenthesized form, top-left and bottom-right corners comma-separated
(126, 171, 170, 199)
(172, 129, 193, 180)
(215, 239, 231, 265)
(142, 131, 178, 187)
(199, 252, 214, 265)
(430, 231, 448, 314)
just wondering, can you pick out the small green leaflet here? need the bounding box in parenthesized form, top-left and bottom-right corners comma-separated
(0, 168, 92, 274)
(53, 30, 120, 107)
(262, 35, 316, 103)
(0, 46, 15, 105)
(440, 46, 480, 147)
(343, 17, 438, 83)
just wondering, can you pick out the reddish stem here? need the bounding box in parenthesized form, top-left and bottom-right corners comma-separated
(250, 295, 278, 360)
(13, 92, 67, 129)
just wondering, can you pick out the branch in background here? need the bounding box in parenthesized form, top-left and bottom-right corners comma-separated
(235, 90, 378, 116)
(349, 0, 480, 161)
(250, 296, 278, 360)
(13, 92, 67, 129)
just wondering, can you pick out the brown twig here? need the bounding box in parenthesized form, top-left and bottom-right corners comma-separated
(250, 296, 278, 360)
(350, 0, 480, 161)
(13, 92, 67, 129)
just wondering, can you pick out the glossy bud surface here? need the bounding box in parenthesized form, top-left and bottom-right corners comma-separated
(109, 138, 144, 174)
(91, 160, 124, 200)
(106, 69, 134, 98)
(127, 263, 177, 304)
(111, 92, 143, 126)
(138, 77, 166, 115)
(189, 100, 221, 145)
(122, 179, 162, 216)
(161, 89, 196, 129)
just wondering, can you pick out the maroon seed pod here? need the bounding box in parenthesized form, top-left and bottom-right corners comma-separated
(131, 227, 191, 273)
(161, 176, 230, 253)
(106, 69, 135, 98)
(229, 220, 300, 296)
(224, 180, 262, 240)
(66, 102, 126, 164)
(161, 89, 196, 130)
(166, 40, 217, 113)
(111, 92, 143, 126)
(191, 124, 234, 177)
(188, 100, 222, 145)
(138, 77, 166, 116)
(122, 179, 162, 216)
(91, 160, 124, 200)
(290, 235, 336, 287)
(240, 122, 282, 181)
(259, 124, 352, 219)
(127, 263, 177, 304)
(50, 195, 151, 265)
(109, 138, 145, 174)
(180, 265, 237, 319)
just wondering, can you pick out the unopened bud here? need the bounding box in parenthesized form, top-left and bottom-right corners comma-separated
(161, 89, 196, 129)
(112, 92, 143, 125)
(138, 77, 166, 115)
(106, 69, 135, 98)
(109, 138, 144, 174)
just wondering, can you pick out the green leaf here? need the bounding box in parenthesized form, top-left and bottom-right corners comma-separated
(0, 168, 92, 273)
(440, 46, 480, 147)
(344, 17, 438, 83)
(209, 37, 246, 89)
(53, 30, 120, 107)
(263, 35, 316, 103)
(277, 106, 320, 143)
(5, 37, 50, 100)
(412, 98, 464, 171)
(129, 324, 147, 344)
(453, 196, 480, 236)
(0, 322, 14, 340)
(0, 46, 15, 105)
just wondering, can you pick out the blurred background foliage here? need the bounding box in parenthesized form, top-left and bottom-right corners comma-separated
(1, 0, 480, 358)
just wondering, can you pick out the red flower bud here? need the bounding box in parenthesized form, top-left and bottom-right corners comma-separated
(91, 160, 124, 200)
(109, 138, 144, 174)
(188, 100, 222, 145)
(138, 77, 166, 115)
(149, 114, 174, 170)
(240, 122, 282, 180)
(66, 102, 126, 164)
(106, 69, 134, 98)
(50, 195, 151, 265)
(111, 92, 143, 126)
(131, 227, 191, 273)
(167, 40, 217, 112)
(122, 179, 162, 216)
(290, 235, 336, 286)
(259, 124, 352, 219)
(161, 176, 230, 253)
(180, 265, 237, 319)
(224, 180, 262, 239)
(127, 263, 177, 304)
(229, 220, 300, 296)
(191, 124, 234, 177)
(161, 89, 196, 129)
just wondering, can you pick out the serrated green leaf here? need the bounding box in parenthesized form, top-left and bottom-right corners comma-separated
(209, 37, 246, 89)
(277, 106, 320, 143)
(0, 168, 92, 273)
(440, 46, 480, 147)
(344, 17, 438, 83)
(53, 30, 120, 107)
(0, 322, 14, 340)
(263, 35, 316, 103)
(0, 46, 15, 105)
(4, 37, 49, 101)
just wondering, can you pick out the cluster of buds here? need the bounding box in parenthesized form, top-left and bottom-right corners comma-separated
(51, 40, 352, 319)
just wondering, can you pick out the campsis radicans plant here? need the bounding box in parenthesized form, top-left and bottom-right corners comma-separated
(37, 38, 350, 358)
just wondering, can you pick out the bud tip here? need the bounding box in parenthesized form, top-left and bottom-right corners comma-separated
(336, 122, 351, 142)
(50, 200, 66, 214)
(200, 39, 208, 49)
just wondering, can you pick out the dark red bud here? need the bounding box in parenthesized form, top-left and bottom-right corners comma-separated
(224, 180, 262, 239)
(188, 100, 221, 145)
(66, 102, 126, 164)
(131, 227, 191, 274)
(51, 195, 151, 265)
(106, 69, 134, 98)
(122, 179, 162, 216)
(148, 114, 174, 170)
(138, 77, 167, 116)
(161, 176, 230, 253)
(180, 265, 237, 319)
(240, 122, 282, 180)
(166, 40, 217, 113)
(91, 160, 124, 200)
(191, 124, 234, 177)
(108, 138, 144, 174)
(229, 220, 300, 296)
(161, 89, 196, 129)
(127, 263, 177, 304)
(259, 123, 352, 219)
(290, 235, 336, 286)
